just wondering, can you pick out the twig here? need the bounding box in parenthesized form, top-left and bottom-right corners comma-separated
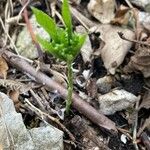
(17, 0, 30, 25)
(21, 0, 43, 60)
(117, 127, 132, 140)
(29, 89, 45, 111)
(0, 17, 19, 55)
(24, 98, 76, 142)
(124, 0, 133, 8)
(3, 50, 117, 133)
(140, 132, 150, 150)
(0, 17, 33, 63)
(118, 32, 150, 47)
(132, 97, 140, 150)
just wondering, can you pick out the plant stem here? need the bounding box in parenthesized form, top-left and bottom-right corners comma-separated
(66, 61, 73, 114)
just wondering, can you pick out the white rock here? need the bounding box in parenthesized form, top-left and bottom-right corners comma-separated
(121, 134, 127, 144)
(130, 0, 150, 8)
(16, 15, 49, 59)
(98, 89, 138, 115)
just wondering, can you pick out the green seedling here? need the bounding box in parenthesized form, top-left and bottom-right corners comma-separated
(32, 0, 86, 114)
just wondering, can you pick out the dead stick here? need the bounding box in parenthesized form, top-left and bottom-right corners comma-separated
(21, 0, 43, 59)
(3, 50, 117, 133)
(118, 32, 150, 47)
(140, 132, 150, 150)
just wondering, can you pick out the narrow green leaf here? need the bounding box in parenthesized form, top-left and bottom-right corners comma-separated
(62, 0, 72, 39)
(32, 7, 58, 42)
(37, 35, 56, 55)
(73, 34, 86, 55)
(37, 36, 67, 61)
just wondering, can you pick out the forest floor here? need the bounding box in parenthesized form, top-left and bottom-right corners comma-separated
(0, 0, 150, 150)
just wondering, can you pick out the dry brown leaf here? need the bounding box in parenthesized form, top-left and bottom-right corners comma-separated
(9, 90, 21, 111)
(87, 0, 115, 23)
(111, 5, 135, 28)
(139, 91, 150, 109)
(124, 45, 150, 78)
(0, 56, 9, 79)
(137, 116, 150, 137)
(90, 24, 135, 74)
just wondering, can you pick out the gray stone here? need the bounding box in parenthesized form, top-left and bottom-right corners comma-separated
(0, 92, 64, 150)
(96, 76, 113, 94)
(130, 0, 150, 8)
(16, 15, 49, 59)
(29, 126, 64, 150)
(98, 89, 139, 115)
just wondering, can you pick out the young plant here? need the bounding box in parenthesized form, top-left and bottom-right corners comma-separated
(32, 0, 86, 113)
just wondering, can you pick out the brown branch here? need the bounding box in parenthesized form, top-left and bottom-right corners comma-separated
(140, 132, 150, 150)
(21, 0, 43, 59)
(3, 50, 117, 134)
(118, 32, 150, 47)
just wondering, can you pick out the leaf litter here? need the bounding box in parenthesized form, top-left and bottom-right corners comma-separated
(0, 0, 150, 149)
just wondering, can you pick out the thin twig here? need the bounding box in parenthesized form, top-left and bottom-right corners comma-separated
(17, 0, 30, 25)
(124, 0, 133, 8)
(24, 98, 76, 142)
(29, 89, 45, 111)
(0, 17, 33, 63)
(21, 0, 43, 59)
(117, 127, 132, 140)
(118, 32, 150, 47)
(0, 16, 19, 54)
(140, 132, 150, 150)
(132, 96, 140, 150)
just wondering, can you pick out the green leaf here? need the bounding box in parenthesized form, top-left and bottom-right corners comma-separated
(37, 35, 68, 61)
(62, 0, 72, 39)
(37, 35, 55, 53)
(32, 7, 58, 42)
(75, 34, 86, 50)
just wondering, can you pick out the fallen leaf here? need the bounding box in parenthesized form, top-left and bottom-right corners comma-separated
(98, 89, 138, 115)
(0, 56, 9, 79)
(139, 91, 150, 109)
(124, 45, 150, 78)
(137, 116, 150, 137)
(111, 5, 136, 29)
(87, 0, 115, 23)
(86, 78, 97, 98)
(9, 90, 21, 111)
(90, 24, 135, 74)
